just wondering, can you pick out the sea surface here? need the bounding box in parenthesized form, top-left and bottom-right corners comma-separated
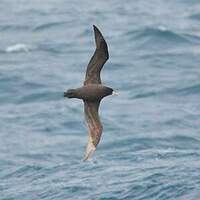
(1, 0, 200, 199)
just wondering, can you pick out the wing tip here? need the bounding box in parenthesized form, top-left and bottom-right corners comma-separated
(92, 25, 107, 48)
(92, 25, 109, 60)
(83, 139, 96, 161)
(93, 24, 98, 31)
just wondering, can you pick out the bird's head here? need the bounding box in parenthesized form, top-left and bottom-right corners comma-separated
(105, 87, 119, 97)
(64, 89, 77, 98)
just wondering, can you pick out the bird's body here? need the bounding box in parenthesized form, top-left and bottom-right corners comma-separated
(64, 25, 115, 160)
(64, 84, 113, 101)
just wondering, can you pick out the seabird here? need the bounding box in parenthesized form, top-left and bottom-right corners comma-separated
(64, 25, 117, 161)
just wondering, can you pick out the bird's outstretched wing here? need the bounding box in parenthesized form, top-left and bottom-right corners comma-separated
(84, 25, 109, 85)
(83, 101, 103, 161)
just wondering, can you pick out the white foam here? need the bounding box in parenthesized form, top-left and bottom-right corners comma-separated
(158, 25, 168, 31)
(6, 44, 30, 53)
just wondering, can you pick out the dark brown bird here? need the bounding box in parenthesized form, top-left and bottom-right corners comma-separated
(64, 25, 117, 160)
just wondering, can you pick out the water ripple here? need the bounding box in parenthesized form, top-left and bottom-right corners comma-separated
(126, 27, 192, 47)
(33, 21, 67, 32)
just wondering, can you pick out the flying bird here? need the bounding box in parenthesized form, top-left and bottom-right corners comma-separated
(64, 25, 117, 161)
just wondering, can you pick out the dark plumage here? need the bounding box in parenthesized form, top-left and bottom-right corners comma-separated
(64, 25, 115, 160)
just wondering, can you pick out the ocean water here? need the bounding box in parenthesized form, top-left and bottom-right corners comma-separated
(1, 0, 200, 199)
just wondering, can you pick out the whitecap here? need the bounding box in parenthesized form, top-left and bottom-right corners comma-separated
(157, 25, 168, 32)
(5, 44, 30, 53)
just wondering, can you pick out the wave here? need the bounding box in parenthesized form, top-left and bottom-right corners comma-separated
(182, 33, 200, 44)
(189, 13, 200, 20)
(132, 91, 158, 99)
(130, 83, 200, 100)
(33, 21, 66, 32)
(16, 91, 62, 104)
(5, 44, 32, 53)
(1, 165, 42, 179)
(103, 136, 200, 151)
(3, 42, 70, 54)
(0, 24, 31, 32)
(0, 49, 6, 54)
(37, 43, 66, 54)
(176, 84, 200, 95)
(127, 27, 189, 42)
(5, 43, 67, 54)
(126, 27, 200, 49)
(130, 88, 174, 99)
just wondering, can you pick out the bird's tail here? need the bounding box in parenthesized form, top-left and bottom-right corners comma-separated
(83, 137, 96, 161)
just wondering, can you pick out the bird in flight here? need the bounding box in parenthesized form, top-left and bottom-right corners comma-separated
(64, 25, 117, 161)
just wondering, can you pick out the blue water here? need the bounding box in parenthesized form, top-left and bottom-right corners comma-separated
(1, 0, 200, 199)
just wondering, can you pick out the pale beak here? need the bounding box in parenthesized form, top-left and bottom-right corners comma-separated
(112, 91, 119, 96)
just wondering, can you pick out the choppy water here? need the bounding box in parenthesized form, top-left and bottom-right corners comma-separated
(1, 0, 200, 199)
